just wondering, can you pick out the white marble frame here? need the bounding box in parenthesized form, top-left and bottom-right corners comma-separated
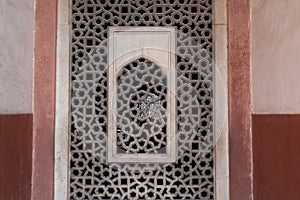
(213, 0, 229, 199)
(54, 0, 228, 199)
(107, 26, 177, 163)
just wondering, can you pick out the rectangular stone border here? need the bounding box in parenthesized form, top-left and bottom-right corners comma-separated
(32, 0, 57, 200)
(54, 0, 70, 199)
(213, 0, 229, 198)
(32, 0, 251, 199)
(228, 0, 253, 199)
(54, 0, 229, 199)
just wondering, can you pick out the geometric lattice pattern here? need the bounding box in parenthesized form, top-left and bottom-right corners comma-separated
(71, 0, 214, 199)
(117, 58, 167, 154)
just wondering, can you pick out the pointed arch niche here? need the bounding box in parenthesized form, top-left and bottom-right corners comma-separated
(108, 27, 177, 163)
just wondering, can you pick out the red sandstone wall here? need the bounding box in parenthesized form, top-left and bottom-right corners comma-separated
(0, 114, 32, 200)
(253, 115, 300, 200)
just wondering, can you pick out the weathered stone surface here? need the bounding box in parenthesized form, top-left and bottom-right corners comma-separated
(0, 0, 34, 113)
(252, 0, 300, 113)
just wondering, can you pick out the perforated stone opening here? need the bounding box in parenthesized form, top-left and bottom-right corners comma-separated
(116, 58, 168, 154)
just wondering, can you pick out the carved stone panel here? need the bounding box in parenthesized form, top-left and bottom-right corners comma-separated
(70, 0, 215, 199)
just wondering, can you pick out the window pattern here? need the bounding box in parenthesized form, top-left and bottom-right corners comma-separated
(117, 58, 167, 154)
(71, 0, 214, 199)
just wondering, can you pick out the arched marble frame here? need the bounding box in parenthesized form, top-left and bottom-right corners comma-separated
(107, 27, 177, 163)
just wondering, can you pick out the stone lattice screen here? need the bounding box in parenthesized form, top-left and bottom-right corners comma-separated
(70, 0, 214, 199)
